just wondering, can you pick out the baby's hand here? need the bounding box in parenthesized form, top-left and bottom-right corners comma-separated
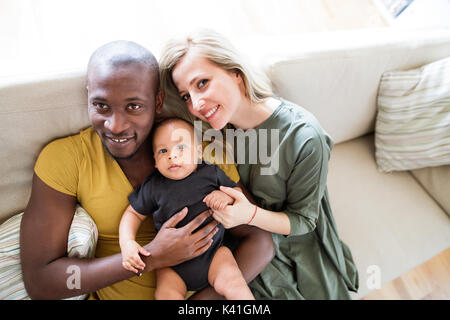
(203, 190, 234, 211)
(120, 239, 150, 274)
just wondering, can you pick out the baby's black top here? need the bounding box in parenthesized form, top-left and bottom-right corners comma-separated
(128, 161, 237, 230)
(128, 161, 238, 290)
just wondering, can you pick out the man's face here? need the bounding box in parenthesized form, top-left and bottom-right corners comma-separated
(87, 63, 162, 160)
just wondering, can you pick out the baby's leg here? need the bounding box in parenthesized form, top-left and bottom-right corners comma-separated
(155, 267, 187, 300)
(208, 246, 254, 300)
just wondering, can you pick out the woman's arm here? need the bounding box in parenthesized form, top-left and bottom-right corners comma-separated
(213, 186, 291, 235)
(210, 132, 327, 237)
(21, 174, 219, 299)
(247, 206, 291, 235)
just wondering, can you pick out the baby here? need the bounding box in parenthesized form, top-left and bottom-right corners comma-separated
(119, 117, 254, 300)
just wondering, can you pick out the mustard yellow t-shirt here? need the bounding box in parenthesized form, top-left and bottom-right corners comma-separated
(34, 126, 240, 300)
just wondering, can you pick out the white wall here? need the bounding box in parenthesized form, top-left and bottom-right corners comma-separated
(0, 0, 388, 79)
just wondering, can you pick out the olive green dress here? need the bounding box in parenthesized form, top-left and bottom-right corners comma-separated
(236, 99, 359, 299)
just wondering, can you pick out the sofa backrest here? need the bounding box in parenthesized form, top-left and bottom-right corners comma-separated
(1, 28, 450, 223)
(0, 73, 90, 222)
(253, 28, 450, 144)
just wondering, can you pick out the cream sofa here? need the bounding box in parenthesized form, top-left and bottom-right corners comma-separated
(1, 28, 449, 299)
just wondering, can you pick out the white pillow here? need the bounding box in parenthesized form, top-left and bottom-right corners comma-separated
(375, 56, 450, 173)
(0, 206, 97, 300)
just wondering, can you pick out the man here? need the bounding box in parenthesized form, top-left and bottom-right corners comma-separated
(20, 40, 274, 299)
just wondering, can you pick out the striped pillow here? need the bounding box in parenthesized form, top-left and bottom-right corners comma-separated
(375, 57, 450, 172)
(0, 206, 97, 300)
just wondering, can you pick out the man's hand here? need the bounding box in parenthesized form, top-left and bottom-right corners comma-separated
(142, 208, 219, 272)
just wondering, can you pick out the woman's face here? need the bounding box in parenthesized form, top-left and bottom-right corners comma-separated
(171, 50, 245, 130)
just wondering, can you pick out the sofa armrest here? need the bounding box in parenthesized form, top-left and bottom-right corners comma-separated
(410, 165, 450, 216)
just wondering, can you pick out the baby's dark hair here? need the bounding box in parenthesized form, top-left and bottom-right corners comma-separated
(150, 117, 195, 151)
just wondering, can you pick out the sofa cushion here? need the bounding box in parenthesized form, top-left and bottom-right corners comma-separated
(327, 134, 450, 299)
(410, 165, 450, 216)
(375, 56, 450, 173)
(0, 205, 97, 300)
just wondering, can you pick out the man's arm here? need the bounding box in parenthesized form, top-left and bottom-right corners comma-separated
(20, 174, 137, 299)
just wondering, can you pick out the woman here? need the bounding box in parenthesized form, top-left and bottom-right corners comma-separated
(159, 29, 359, 299)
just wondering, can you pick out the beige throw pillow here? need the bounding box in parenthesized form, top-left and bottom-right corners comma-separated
(0, 206, 97, 300)
(375, 56, 450, 173)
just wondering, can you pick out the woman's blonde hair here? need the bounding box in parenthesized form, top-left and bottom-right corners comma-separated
(158, 29, 274, 165)
(159, 28, 273, 118)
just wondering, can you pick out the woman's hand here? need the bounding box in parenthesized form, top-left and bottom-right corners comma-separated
(211, 186, 255, 229)
(141, 207, 219, 272)
(217, 186, 291, 235)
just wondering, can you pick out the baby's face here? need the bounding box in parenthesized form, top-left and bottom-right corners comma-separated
(153, 119, 201, 180)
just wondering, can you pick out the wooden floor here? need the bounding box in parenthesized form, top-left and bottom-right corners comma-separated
(362, 248, 450, 300)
